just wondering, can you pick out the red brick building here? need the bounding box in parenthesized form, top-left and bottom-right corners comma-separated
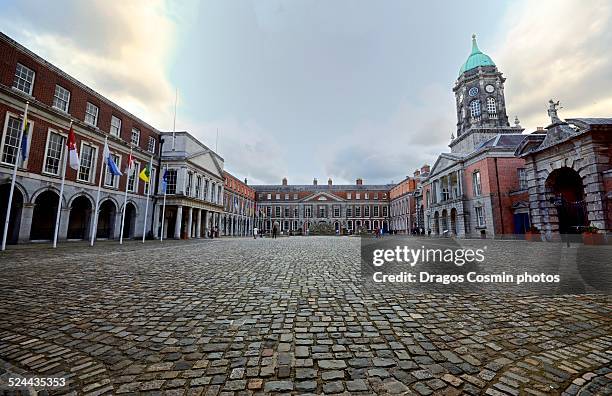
(0, 32, 161, 244)
(222, 171, 256, 236)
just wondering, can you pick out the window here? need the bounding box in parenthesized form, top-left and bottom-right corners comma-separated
(128, 161, 140, 192)
(1, 115, 30, 166)
(147, 136, 156, 153)
(365, 193, 369, 200)
(472, 171, 482, 196)
(77, 143, 97, 183)
(275, 194, 280, 200)
(266, 206, 271, 217)
(470, 100, 481, 117)
(13, 63, 35, 95)
(284, 206, 290, 217)
(43, 130, 66, 175)
(110, 116, 122, 137)
(364, 206, 370, 217)
(186, 172, 193, 196)
(53, 85, 70, 112)
(486, 97, 496, 114)
(267, 193, 271, 200)
(305, 206, 312, 218)
(518, 168, 528, 190)
(355, 206, 361, 217)
(293, 193, 298, 200)
(165, 169, 177, 194)
(284, 194, 289, 200)
(334, 206, 340, 217)
(374, 193, 378, 200)
(294, 207, 299, 217)
(144, 168, 156, 195)
(275, 206, 281, 217)
(356, 193, 361, 200)
(319, 206, 326, 218)
(217, 185, 222, 204)
(347, 192, 352, 199)
(131, 128, 140, 146)
(346, 207, 352, 217)
(475, 206, 486, 227)
(195, 175, 202, 198)
(203, 180, 209, 200)
(104, 153, 121, 188)
(211, 182, 216, 202)
(374, 206, 379, 217)
(382, 207, 388, 217)
(85, 102, 99, 126)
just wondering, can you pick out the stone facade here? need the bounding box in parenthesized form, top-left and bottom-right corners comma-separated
(516, 116, 612, 237)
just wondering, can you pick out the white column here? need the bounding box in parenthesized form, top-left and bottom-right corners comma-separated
(18, 204, 34, 243)
(174, 205, 183, 239)
(204, 210, 211, 238)
(153, 202, 161, 239)
(187, 207, 193, 239)
(196, 209, 202, 238)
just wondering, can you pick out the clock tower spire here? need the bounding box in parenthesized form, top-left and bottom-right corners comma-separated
(450, 34, 516, 153)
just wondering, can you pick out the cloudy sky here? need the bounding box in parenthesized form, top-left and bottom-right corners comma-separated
(1, 0, 610, 184)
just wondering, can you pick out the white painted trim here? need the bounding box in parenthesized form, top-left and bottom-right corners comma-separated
(0, 110, 33, 168)
(41, 127, 67, 177)
(76, 140, 99, 184)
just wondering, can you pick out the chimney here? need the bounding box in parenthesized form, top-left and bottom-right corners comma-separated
(328, 178, 332, 186)
(421, 164, 430, 174)
(356, 178, 363, 185)
(537, 126, 544, 131)
(282, 177, 288, 186)
(313, 178, 318, 186)
(414, 169, 421, 178)
(244, 178, 248, 185)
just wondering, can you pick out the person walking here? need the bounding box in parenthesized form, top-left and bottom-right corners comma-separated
(253, 226, 258, 239)
(272, 223, 278, 239)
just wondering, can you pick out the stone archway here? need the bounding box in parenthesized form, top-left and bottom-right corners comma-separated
(122, 202, 137, 239)
(30, 190, 59, 241)
(546, 167, 587, 234)
(0, 184, 24, 244)
(68, 195, 92, 240)
(97, 199, 117, 239)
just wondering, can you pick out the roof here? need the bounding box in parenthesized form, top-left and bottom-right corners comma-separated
(459, 34, 496, 76)
(476, 133, 526, 150)
(252, 184, 393, 192)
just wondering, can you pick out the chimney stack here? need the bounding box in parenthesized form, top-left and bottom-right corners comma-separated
(313, 178, 318, 186)
(420, 164, 430, 175)
(282, 177, 288, 186)
(328, 178, 332, 186)
(244, 178, 248, 185)
(414, 169, 421, 178)
(356, 178, 363, 185)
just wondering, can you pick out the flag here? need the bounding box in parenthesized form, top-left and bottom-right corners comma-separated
(20, 117, 30, 160)
(103, 141, 122, 176)
(161, 169, 169, 193)
(139, 163, 151, 183)
(125, 153, 134, 174)
(67, 125, 80, 170)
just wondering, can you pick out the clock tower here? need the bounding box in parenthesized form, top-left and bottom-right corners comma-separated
(450, 34, 517, 153)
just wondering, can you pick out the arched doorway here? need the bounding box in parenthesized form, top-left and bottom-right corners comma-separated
(546, 167, 587, 234)
(68, 196, 92, 239)
(441, 209, 448, 234)
(450, 208, 457, 235)
(433, 211, 440, 235)
(364, 220, 370, 230)
(334, 221, 340, 233)
(97, 200, 116, 239)
(0, 184, 23, 244)
(122, 202, 136, 239)
(30, 190, 59, 240)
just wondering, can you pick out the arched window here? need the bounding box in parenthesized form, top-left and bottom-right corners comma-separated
(470, 100, 481, 117)
(486, 97, 496, 113)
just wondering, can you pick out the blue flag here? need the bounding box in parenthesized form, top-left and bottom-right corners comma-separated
(161, 169, 168, 193)
(20, 120, 29, 160)
(103, 141, 122, 176)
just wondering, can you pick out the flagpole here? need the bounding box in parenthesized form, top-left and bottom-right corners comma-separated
(119, 146, 132, 244)
(2, 101, 29, 251)
(142, 155, 153, 243)
(160, 164, 167, 242)
(53, 120, 73, 248)
(90, 136, 108, 247)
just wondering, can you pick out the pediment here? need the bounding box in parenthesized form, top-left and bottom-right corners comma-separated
(187, 150, 224, 178)
(429, 153, 462, 176)
(302, 192, 344, 202)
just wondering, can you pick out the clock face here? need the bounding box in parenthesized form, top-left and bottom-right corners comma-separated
(468, 87, 479, 97)
(485, 84, 495, 93)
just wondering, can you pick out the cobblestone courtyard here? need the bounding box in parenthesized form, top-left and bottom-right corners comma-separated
(0, 236, 611, 395)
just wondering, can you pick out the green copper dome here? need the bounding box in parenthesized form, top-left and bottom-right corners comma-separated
(459, 34, 495, 76)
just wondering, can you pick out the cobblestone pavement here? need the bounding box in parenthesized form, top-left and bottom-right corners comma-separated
(0, 236, 610, 395)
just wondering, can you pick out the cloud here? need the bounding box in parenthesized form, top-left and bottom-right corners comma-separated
(322, 83, 454, 184)
(0, 0, 177, 129)
(179, 117, 290, 185)
(494, 0, 612, 129)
